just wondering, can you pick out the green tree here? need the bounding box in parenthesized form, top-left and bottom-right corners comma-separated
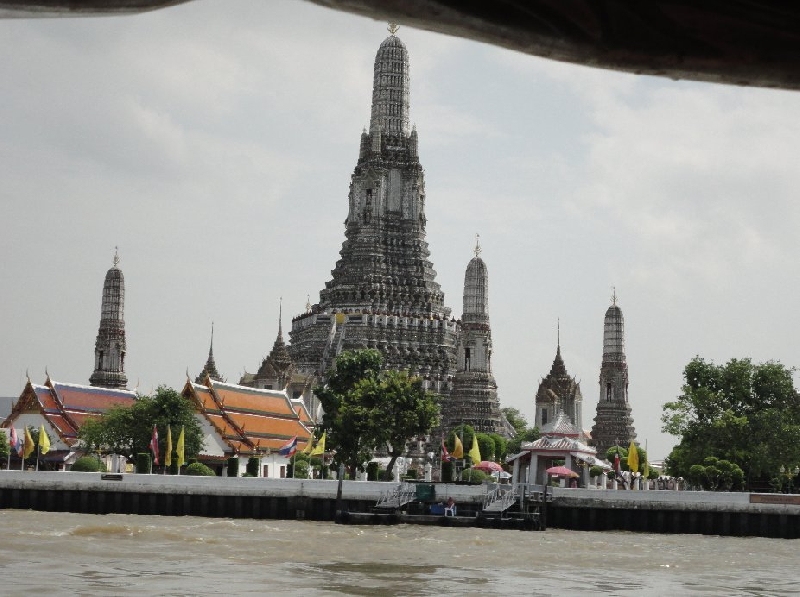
(78, 386, 203, 463)
(662, 357, 800, 489)
(315, 350, 441, 477)
(501, 407, 528, 436)
(476, 433, 495, 462)
(446, 424, 475, 455)
(360, 369, 440, 478)
(489, 433, 507, 462)
(0, 431, 10, 465)
(315, 350, 384, 475)
(507, 426, 540, 456)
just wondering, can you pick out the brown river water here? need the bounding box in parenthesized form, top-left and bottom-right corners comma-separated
(1, 510, 797, 596)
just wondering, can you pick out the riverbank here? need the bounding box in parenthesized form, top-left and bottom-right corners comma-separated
(1, 472, 798, 538)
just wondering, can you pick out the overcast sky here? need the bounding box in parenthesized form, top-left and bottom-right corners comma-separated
(2, 0, 799, 460)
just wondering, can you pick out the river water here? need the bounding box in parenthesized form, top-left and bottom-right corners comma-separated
(1, 510, 797, 596)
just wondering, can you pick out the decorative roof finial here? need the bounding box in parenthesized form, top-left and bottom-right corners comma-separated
(611, 286, 617, 306)
(474, 233, 481, 258)
(209, 321, 215, 357)
(113, 246, 120, 268)
(278, 297, 283, 337)
(305, 294, 312, 314)
(557, 318, 560, 349)
(388, 22, 399, 35)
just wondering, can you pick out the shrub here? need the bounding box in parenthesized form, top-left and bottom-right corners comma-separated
(293, 460, 310, 479)
(320, 464, 329, 479)
(367, 461, 380, 481)
(185, 462, 215, 476)
(71, 455, 105, 472)
(227, 456, 239, 478)
(404, 468, 418, 479)
(246, 457, 259, 477)
(476, 433, 495, 462)
(589, 465, 605, 478)
(441, 461, 454, 482)
(169, 461, 178, 476)
(136, 453, 151, 474)
(462, 469, 490, 484)
(489, 433, 507, 462)
(379, 469, 393, 481)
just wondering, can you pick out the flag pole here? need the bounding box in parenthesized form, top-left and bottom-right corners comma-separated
(36, 442, 39, 472)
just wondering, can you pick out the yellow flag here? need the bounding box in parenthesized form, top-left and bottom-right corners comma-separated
(38, 424, 50, 455)
(627, 440, 639, 473)
(23, 427, 35, 459)
(310, 432, 326, 456)
(452, 436, 464, 459)
(302, 437, 313, 455)
(176, 426, 185, 468)
(468, 434, 481, 466)
(165, 425, 173, 467)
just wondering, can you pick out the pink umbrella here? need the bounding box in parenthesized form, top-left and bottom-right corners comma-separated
(472, 460, 503, 473)
(546, 465, 579, 478)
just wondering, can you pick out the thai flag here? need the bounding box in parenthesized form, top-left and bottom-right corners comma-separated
(441, 439, 454, 462)
(9, 427, 22, 457)
(279, 436, 298, 458)
(149, 424, 159, 465)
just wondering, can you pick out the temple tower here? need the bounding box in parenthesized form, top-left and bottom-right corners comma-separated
(289, 27, 457, 389)
(89, 249, 127, 389)
(534, 324, 584, 433)
(444, 237, 507, 435)
(196, 323, 224, 383)
(590, 292, 637, 456)
(243, 302, 295, 391)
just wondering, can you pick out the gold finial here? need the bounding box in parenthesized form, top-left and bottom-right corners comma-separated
(387, 22, 399, 35)
(474, 233, 481, 258)
(611, 286, 617, 306)
(113, 246, 120, 268)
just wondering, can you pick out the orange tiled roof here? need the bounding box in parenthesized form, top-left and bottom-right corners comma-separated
(2, 379, 137, 447)
(184, 379, 311, 455)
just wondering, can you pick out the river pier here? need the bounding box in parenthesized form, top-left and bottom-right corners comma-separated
(1, 472, 798, 538)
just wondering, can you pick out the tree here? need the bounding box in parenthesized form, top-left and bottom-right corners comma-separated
(489, 433, 507, 462)
(501, 407, 528, 436)
(499, 407, 540, 455)
(0, 431, 9, 465)
(446, 424, 475, 455)
(315, 349, 441, 477)
(78, 386, 203, 464)
(359, 369, 440, 478)
(476, 433, 495, 462)
(662, 357, 800, 489)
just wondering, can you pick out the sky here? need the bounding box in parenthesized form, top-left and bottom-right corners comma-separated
(1, 0, 799, 460)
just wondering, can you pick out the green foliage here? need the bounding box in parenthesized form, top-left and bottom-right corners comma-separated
(589, 465, 605, 477)
(0, 431, 10, 462)
(476, 433, 495, 462)
(366, 461, 380, 481)
(403, 468, 418, 480)
(446, 425, 475, 454)
(501, 407, 528, 436)
(227, 456, 239, 477)
(71, 455, 105, 472)
(489, 433, 507, 462)
(78, 386, 203, 463)
(315, 349, 441, 477)
(136, 452, 151, 474)
(662, 357, 800, 488)
(462, 469, 490, 484)
(507, 426, 540, 456)
(441, 460, 454, 482)
(246, 457, 259, 477)
(293, 459, 310, 479)
(185, 462, 215, 476)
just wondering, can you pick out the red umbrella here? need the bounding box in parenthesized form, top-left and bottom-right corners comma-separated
(472, 460, 503, 473)
(546, 465, 579, 478)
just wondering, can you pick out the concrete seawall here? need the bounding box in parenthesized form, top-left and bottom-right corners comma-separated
(1, 472, 798, 538)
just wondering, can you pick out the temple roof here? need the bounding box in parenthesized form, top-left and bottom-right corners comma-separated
(196, 324, 224, 383)
(183, 377, 311, 455)
(1, 377, 136, 446)
(540, 409, 580, 438)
